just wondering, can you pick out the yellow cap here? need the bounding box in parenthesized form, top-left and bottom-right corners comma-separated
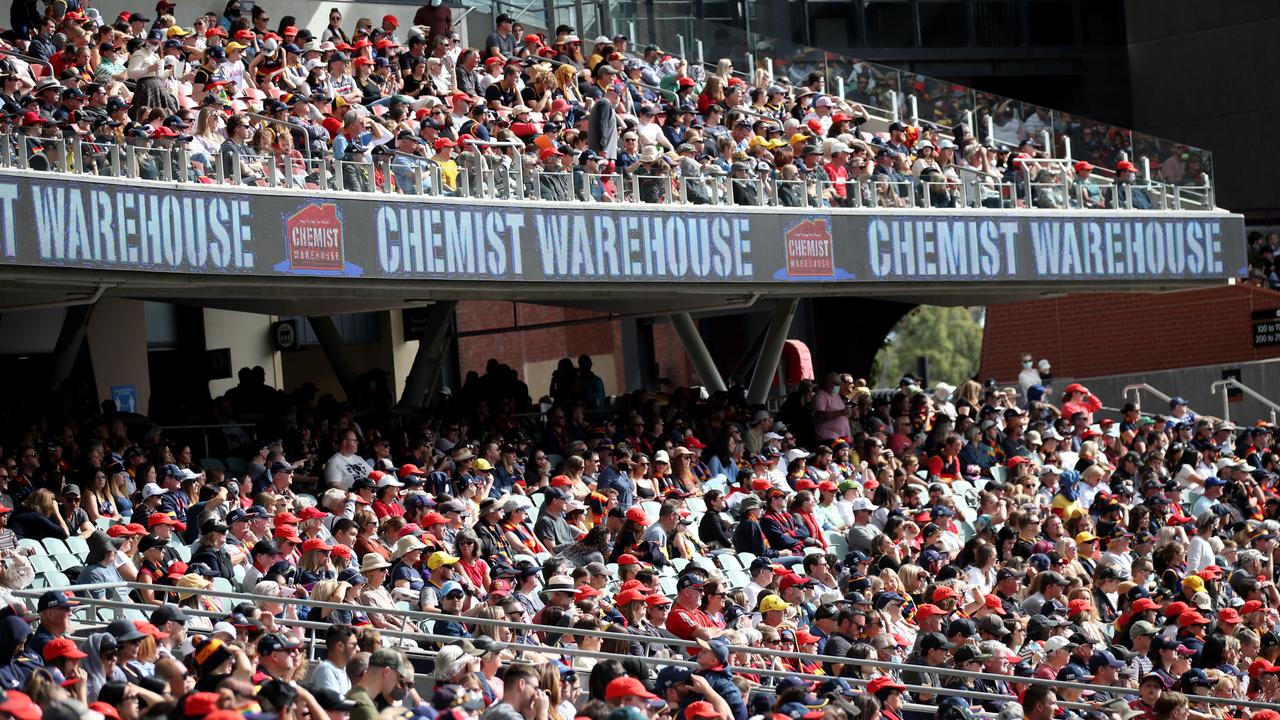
(225, 41, 247, 52)
(1074, 531, 1098, 544)
(789, 133, 810, 144)
(473, 458, 494, 472)
(166, 26, 190, 37)
(427, 551, 460, 570)
(759, 594, 790, 613)
(1182, 575, 1205, 593)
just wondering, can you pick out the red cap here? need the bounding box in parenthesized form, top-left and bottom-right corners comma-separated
(382, 14, 399, 27)
(1116, 160, 1137, 173)
(1064, 383, 1088, 395)
(273, 527, 302, 543)
(1068, 599, 1091, 616)
(615, 588, 647, 605)
(0, 692, 42, 720)
(147, 513, 178, 527)
(779, 575, 813, 593)
(488, 579, 512, 598)
(330, 544, 353, 559)
(685, 701, 721, 720)
(1199, 565, 1223, 580)
(234, 29, 255, 40)
(298, 535, 330, 550)
(90, 703, 121, 720)
(1243, 600, 1265, 614)
(152, 126, 179, 138)
(645, 594, 672, 607)
(1073, 160, 1093, 173)
(1164, 601, 1190, 619)
(751, 477, 772, 489)
(451, 91, 473, 104)
(353, 56, 374, 67)
(983, 594, 1007, 615)
(794, 478, 817, 491)
(685, 436, 706, 449)
(1177, 611, 1210, 628)
(422, 511, 448, 527)
(42, 637, 87, 661)
(206, 27, 227, 37)
(398, 464, 424, 480)
(625, 507, 648, 524)
(818, 481, 838, 493)
(539, 146, 564, 161)
(166, 561, 188, 578)
(1131, 597, 1160, 613)
(282, 25, 297, 35)
(551, 474, 574, 487)
(21, 110, 51, 125)
(274, 511, 300, 526)
(932, 586, 960, 602)
(183, 692, 222, 718)
(298, 506, 326, 521)
(605, 676, 658, 701)
(867, 676, 906, 694)
(915, 603, 947, 619)
(106, 524, 144, 537)
(575, 585, 602, 602)
(617, 554, 644, 566)
(433, 137, 457, 151)
(135, 620, 168, 639)
(1218, 608, 1242, 625)
(484, 56, 504, 66)
(795, 630, 821, 645)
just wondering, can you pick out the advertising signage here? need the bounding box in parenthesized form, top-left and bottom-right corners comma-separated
(0, 173, 1246, 286)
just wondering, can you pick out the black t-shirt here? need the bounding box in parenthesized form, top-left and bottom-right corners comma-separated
(193, 66, 215, 88)
(484, 82, 517, 108)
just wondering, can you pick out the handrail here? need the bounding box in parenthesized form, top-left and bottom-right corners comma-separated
(22, 585, 1082, 711)
(1121, 382, 1198, 417)
(25, 581, 1280, 710)
(1211, 378, 1280, 427)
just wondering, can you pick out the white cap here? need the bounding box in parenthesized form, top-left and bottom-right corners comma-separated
(376, 475, 404, 488)
(212, 621, 237, 639)
(934, 381, 956, 396)
(1044, 636, 1074, 653)
(784, 449, 809, 464)
(653, 450, 670, 464)
(850, 498, 878, 512)
(763, 432, 784, 441)
(142, 482, 167, 499)
(1039, 465, 1063, 476)
(1037, 359, 1051, 371)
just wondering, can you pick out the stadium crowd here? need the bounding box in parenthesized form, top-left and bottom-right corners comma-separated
(0, 3, 1204, 208)
(0, 351, 1275, 720)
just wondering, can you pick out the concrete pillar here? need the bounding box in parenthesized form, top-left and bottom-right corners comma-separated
(306, 316, 361, 400)
(48, 304, 95, 394)
(203, 309, 282, 397)
(84, 299, 151, 413)
(747, 299, 799, 405)
(669, 313, 727, 393)
(397, 301, 457, 409)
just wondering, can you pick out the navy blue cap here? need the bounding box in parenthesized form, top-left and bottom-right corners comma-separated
(1170, 396, 1188, 408)
(1056, 665, 1092, 682)
(654, 666, 692, 694)
(1089, 650, 1126, 671)
(226, 508, 247, 524)
(270, 460, 293, 475)
(246, 504, 270, 518)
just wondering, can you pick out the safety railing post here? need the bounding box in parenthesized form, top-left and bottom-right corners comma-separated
(231, 152, 242, 185)
(1062, 135, 1072, 160)
(1042, 130, 1052, 158)
(71, 136, 83, 174)
(889, 90, 899, 122)
(909, 95, 919, 124)
(265, 154, 278, 187)
(985, 114, 995, 144)
(333, 159, 344, 192)
(835, 76, 844, 100)
(17, 137, 28, 169)
(459, 167, 471, 198)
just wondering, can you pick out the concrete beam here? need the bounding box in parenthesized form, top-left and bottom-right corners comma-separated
(669, 313, 727, 393)
(747, 299, 800, 405)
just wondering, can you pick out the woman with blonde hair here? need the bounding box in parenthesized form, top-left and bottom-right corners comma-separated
(537, 662, 570, 720)
(714, 58, 734, 84)
(10, 488, 70, 540)
(82, 468, 119, 524)
(308, 579, 355, 624)
(554, 63, 582, 104)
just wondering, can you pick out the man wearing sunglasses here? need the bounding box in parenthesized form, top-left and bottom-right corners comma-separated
(254, 632, 302, 683)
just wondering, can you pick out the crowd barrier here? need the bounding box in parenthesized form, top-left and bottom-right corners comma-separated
(24, 581, 1280, 713)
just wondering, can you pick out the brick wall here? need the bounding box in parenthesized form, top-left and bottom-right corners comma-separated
(979, 285, 1280, 383)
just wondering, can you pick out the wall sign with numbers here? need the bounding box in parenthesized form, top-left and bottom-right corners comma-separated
(1252, 308, 1280, 347)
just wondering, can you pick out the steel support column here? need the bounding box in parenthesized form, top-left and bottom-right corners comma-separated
(47, 303, 97, 393)
(746, 298, 798, 405)
(397, 301, 458, 409)
(306, 316, 361, 400)
(669, 313, 726, 393)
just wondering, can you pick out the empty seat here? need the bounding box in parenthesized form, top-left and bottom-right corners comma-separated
(42, 537, 70, 556)
(66, 535, 89, 559)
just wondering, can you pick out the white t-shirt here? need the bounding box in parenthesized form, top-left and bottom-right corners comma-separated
(323, 452, 372, 490)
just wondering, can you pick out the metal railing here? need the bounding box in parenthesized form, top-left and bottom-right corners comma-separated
(1121, 383, 1202, 419)
(26, 581, 1280, 712)
(0, 132, 1220, 213)
(1211, 378, 1280, 426)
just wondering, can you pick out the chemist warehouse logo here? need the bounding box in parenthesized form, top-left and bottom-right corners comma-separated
(774, 217, 854, 281)
(275, 202, 363, 276)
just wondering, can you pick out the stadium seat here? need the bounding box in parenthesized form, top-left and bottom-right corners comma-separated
(66, 535, 89, 559)
(726, 570, 749, 588)
(684, 498, 706, 514)
(737, 552, 756, 568)
(233, 564, 246, 586)
(827, 535, 849, 556)
(671, 557, 689, 572)
(640, 501, 662, 523)
(174, 545, 192, 562)
(658, 576, 677, 596)
(28, 555, 54, 574)
(718, 555, 742, 572)
(17, 539, 42, 554)
(989, 466, 1007, 485)
(52, 553, 80, 572)
(212, 577, 234, 594)
(94, 518, 112, 531)
(42, 537, 69, 556)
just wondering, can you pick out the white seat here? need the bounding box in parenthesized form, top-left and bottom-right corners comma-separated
(725, 570, 750, 589)
(737, 552, 756, 568)
(65, 535, 89, 559)
(17, 539, 42, 553)
(671, 558, 690, 572)
(640, 501, 662, 522)
(718, 555, 742, 572)
(685, 498, 706, 514)
(174, 544, 192, 562)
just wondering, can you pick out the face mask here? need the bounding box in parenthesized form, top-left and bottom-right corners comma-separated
(1023, 360, 1033, 368)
